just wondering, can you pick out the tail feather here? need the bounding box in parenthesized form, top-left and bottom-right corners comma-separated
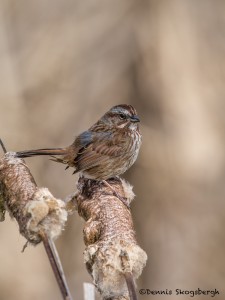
(16, 148, 67, 158)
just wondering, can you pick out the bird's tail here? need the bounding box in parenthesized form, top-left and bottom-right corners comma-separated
(16, 148, 67, 158)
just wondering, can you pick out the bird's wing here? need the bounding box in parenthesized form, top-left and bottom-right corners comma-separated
(74, 130, 126, 171)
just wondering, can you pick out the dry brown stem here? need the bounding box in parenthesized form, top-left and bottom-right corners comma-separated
(0, 152, 67, 243)
(0, 152, 71, 300)
(74, 177, 147, 300)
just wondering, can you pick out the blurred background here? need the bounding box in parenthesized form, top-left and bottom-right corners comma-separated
(0, 0, 225, 299)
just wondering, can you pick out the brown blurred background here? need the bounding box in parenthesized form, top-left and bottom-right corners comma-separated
(1, 0, 225, 299)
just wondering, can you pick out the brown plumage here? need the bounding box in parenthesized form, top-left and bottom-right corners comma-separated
(16, 104, 142, 180)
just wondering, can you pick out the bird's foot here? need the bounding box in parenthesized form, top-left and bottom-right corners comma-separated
(102, 180, 129, 209)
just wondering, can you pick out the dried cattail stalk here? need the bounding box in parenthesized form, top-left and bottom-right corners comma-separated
(0, 151, 72, 300)
(74, 177, 147, 300)
(0, 152, 67, 244)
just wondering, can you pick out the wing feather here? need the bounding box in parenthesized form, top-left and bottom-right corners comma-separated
(74, 130, 126, 171)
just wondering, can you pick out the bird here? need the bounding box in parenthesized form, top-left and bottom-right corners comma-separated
(16, 104, 141, 205)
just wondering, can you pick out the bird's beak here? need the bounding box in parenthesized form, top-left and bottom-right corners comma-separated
(130, 115, 140, 123)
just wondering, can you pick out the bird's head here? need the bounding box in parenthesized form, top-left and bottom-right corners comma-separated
(101, 104, 140, 130)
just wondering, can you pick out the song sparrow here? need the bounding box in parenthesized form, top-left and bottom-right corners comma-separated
(16, 104, 141, 181)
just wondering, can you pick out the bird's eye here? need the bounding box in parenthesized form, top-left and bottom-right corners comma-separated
(119, 113, 126, 120)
